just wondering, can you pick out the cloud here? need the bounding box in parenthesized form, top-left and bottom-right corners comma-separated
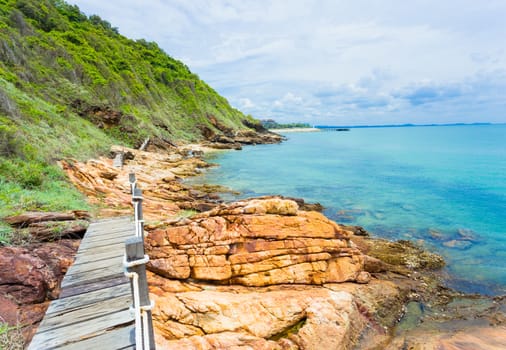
(394, 82, 466, 106)
(67, 0, 506, 125)
(274, 92, 303, 108)
(238, 98, 255, 109)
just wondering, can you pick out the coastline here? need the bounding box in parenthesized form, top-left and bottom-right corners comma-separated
(5, 133, 505, 349)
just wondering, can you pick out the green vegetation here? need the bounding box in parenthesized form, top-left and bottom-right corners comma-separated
(0, 0, 256, 223)
(0, 322, 24, 350)
(261, 119, 311, 129)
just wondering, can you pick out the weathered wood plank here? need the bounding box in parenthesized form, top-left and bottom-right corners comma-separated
(69, 250, 125, 267)
(64, 256, 124, 275)
(28, 217, 137, 350)
(84, 229, 134, 241)
(84, 221, 133, 235)
(85, 218, 132, 229)
(38, 295, 132, 332)
(76, 242, 131, 261)
(62, 270, 125, 289)
(46, 283, 131, 315)
(84, 230, 133, 242)
(59, 275, 128, 298)
(85, 221, 134, 233)
(77, 241, 129, 253)
(28, 309, 133, 350)
(78, 235, 133, 250)
(54, 326, 135, 350)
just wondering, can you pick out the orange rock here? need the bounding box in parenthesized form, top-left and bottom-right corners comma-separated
(145, 198, 365, 286)
(59, 145, 221, 221)
(151, 287, 366, 350)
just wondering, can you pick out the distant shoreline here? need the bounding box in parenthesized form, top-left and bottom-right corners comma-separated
(315, 122, 496, 129)
(269, 127, 321, 133)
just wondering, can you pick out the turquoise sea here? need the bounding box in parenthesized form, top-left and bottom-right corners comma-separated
(189, 124, 506, 295)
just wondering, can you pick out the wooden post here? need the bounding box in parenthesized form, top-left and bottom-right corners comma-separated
(132, 188, 144, 239)
(139, 137, 150, 151)
(125, 237, 155, 350)
(129, 173, 136, 194)
(113, 152, 124, 168)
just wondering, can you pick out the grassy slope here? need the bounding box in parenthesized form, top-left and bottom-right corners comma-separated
(0, 0, 258, 229)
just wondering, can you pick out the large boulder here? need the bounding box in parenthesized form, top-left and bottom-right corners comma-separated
(0, 241, 78, 330)
(149, 273, 369, 350)
(146, 198, 368, 286)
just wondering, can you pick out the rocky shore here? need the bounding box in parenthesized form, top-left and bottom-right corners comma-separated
(1, 132, 505, 349)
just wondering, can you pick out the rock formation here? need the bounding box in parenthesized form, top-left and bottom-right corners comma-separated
(149, 276, 369, 350)
(11, 145, 503, 349)
(0, 240, 79, 340)
(144, 198, 379, 348)
(59, 145, 223, 219)
(145, 198, 368, 286)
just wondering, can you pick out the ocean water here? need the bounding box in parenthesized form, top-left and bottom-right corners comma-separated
(189, 125, 506, 295)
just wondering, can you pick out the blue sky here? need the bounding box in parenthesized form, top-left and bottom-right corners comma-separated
(68, 0, 506, 125)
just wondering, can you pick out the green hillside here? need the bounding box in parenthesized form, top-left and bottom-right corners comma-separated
(0, 0, 260, 224)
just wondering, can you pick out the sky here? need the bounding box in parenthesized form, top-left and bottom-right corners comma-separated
(67, 0, 506, 125)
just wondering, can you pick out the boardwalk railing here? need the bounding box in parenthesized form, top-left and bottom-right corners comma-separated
(125, 173, 155, 350)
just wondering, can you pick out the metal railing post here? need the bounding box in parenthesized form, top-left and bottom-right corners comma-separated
(125, 237, 156, 350)
(124, 172, 155, 349)
(129, 172, 137, 194)
(132, 188, 144, 239)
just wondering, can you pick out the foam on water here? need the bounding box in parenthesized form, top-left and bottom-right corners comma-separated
(189, 124, 506, 295)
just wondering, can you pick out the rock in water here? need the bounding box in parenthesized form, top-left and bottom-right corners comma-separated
(145, 198, 367, 286)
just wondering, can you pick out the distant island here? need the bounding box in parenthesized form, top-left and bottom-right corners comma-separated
(262, 120, 495, 131)
(260, 119, 312, 129)
(315, 122, 493, 129)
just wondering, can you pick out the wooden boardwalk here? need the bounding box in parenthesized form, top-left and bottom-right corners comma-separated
(28, 217, 136, 350)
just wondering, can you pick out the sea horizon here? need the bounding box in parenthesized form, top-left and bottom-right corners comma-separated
(313, 121, 502, 129)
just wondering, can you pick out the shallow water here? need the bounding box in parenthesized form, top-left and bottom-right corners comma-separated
(189, 125, 506, 295)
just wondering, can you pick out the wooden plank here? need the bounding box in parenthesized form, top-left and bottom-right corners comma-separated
(64, 256, 124, 275)
(86, 220, 132, 229)
(62, 268, 125, 288)
(60, 275, 129, 298)
(85, 219, 132, 231)
(78, 235, 133, 250)
(28, 217, 138, 350)
(54, 326, 135, 350)
(66, 256, 123, 274)
(70, 251, 125, 267)
(38, 295, 132, 332)
(28, 309, 133, 350)
(62, 274, 127, 290)
(77, 241, 128, 254)
(46, 283, 131, 315)
(84, 229, 134, 242)
(83, 231, 133, 243)
(85, 222, 134, 234)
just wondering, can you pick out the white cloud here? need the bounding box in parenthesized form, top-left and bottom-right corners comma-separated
(67, 0, 506, 125)
(238, 98, 255, 109)
(274, 92, 303, 108)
